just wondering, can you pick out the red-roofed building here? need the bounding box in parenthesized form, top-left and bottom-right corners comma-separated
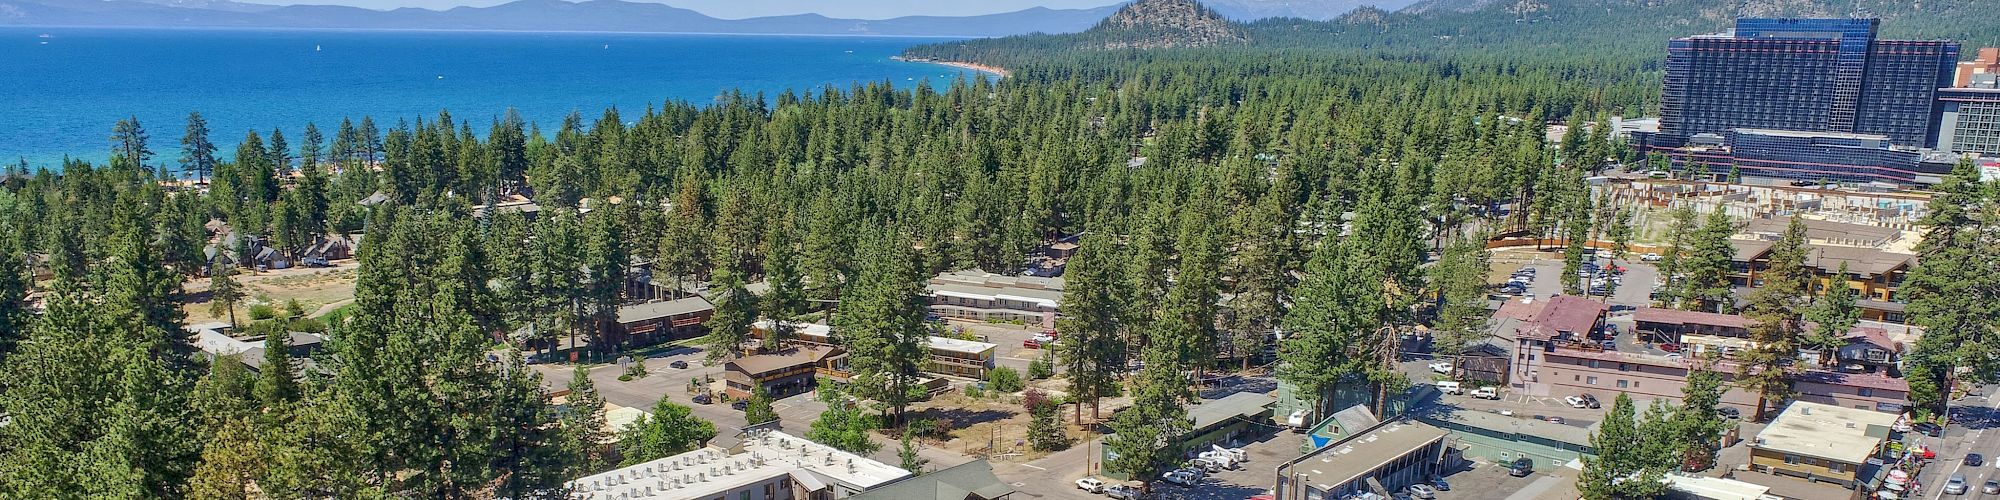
(1509, 296, 1608, 396)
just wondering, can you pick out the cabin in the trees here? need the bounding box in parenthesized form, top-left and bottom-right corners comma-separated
(722, 345, 847, 399)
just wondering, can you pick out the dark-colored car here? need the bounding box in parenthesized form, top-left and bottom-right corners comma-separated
(1582, 394, 1601, 409)
(1968, 453, 1984, 467)
(1509, 458, 1533, 477)
(670, 360, 689, 369)
(692, 393, 712, 405)
(732, 400, 749, 411)
(1914, 422, 1944, 437)
(1717, 407, 1740, 419)
(1430, 477, 1450, 491)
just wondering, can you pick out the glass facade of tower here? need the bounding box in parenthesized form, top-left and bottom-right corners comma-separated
(1658, 18, 1959, 149)
(1938, 88, 2000, 156)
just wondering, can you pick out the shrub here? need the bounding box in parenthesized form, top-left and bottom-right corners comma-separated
(964, 384, 984, 398)
(1027, 356, 1054, 380)
(247, 304, 277, 321)
(283, 299, 307, 319)
(987, 366, 1024, 393)
(289, 316, 326, 333)
(617, 374, 634, 382)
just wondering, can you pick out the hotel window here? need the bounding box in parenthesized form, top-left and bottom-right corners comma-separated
(1829, 462, 1846, 473)
(1858, 388, 1873, 397)
(1617, 380, 1629, 389)
(1784, 454, 1800, 465)
(1587, 376, 1598, 385)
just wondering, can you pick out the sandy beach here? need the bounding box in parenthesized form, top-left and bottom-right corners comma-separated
(894, 56, 1011, 78)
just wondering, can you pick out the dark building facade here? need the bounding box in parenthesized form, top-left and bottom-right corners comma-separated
(1665, 128, 1958, 184)
(1937, 87, 2000, 156)
(1659, 19, 1959, 149)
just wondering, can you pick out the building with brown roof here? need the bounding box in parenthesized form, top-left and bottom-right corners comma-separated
(1730, 240, 1915, 322)
(723, 346, 848, 399)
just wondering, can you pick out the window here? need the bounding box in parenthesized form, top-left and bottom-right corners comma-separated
(1829, 462, 1846, 473)
(1575, 375, 1581, 382)
(1587, 376, 1598, 385)
(740, 492, 750, 500)
(1858, 388, 1873, 397)
(1784, 454, 1800, 465)
(1617, 380, 1629, 389)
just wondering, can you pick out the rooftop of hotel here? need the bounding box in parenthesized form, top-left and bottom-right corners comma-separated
(566, 430, 909, 500)
(1515, 295, 1605, 341)
(725, 345, 844, 376)
(1753, 401, 1898, 464)
(928, 270, 1066, 307)
(1634, 307, 1755, 330)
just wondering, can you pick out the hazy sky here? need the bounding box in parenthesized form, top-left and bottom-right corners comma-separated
(260, 0, 1126, 19)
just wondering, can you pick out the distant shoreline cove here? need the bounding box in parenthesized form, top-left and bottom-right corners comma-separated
(893, 57, 1011, 78)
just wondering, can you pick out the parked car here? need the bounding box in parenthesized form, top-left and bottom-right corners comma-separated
(1913, 422, 1944, 437)
(731, 400, 749, 411)
(1406, 483, 1438, 499)
(1640, 253, 1662, 262)
(1659, 343, 1681, 353)
(1104, 485, 1140, 500)
(1471, 387, 1500, 400)
(1160, 469, 1199, 486)
(1430, 477, 1451, 491)
(670, 360, 689, 369)
(1509, 458, 1534, 477)
(1074, 477, 1105, 493)
(1548, 416, 1566, 424)
(1582, 394, 1601, 409)
(1564, 396, 1589, 409)
(1945, 473, 1968, 495)
(692, 393, 712, 404)
(1436, 381, 1464, 395)
(1717, 407, 1740, 419)
(1429, 362, 1453, 374)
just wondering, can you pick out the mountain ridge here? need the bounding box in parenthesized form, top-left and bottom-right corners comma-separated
(0, 0, 1124, 37)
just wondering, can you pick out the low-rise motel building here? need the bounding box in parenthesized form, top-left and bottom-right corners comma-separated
(1748, 401, 1899, 492)
(751, 320, 997, 380)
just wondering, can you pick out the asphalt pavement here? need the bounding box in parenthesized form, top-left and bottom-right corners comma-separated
(1919, 390, 2000, 499)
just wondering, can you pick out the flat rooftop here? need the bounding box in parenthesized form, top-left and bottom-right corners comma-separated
(566, 430, 909, 499)
(1284, 420, 1449, 491)
(928, 270, 1066, 308)
(1753, 401, 1897, 464)
(616, 296, 714, 324)
(1189, 391, 1277, 430)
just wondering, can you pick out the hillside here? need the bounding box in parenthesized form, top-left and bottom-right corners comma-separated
(0, 0, 1121, 37)
(1093, 0, 1250, 49)
(1202, 0, 1423, 22)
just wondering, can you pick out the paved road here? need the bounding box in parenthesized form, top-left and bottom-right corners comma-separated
(1918, 390, 2000, 499)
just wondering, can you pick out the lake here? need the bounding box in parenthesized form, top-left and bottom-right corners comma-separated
(0, 28, 981, 168)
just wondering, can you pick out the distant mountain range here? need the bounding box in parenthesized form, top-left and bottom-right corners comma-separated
(1203, 0, 1421, 21)
(0, 0, 1127, 37)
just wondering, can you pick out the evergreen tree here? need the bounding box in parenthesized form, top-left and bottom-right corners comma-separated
(1578, 394, 1669, 499)
(1055, 229, 1123, 422)
(254, 331, 300, 406)
(1026, 394, 1070, 452)
(807, 378, 881, 454)
(0, 228, 28, 357)
(1654, 207, 1697, 308)
(209, 261, 245, 326)
(835, 235, 932, 425)
(1431, 237, 1491, 365)
(1803, 262, 1861, 367)
(744, 384, 778, 426)
(897, 429, 927, 475)
(1673, 360, 1729, 471)
(110, 116, 153, 173)
(704, 266, 758, 361)
(1103, 347, 1190, 490)
(1739, 217, 1807, 421)
(1682, 210, 1738, 313)
(760, 220, 807, 350)
(1902, 161, 2000, 413)
(559, 364, 610, 475)
(619, 398, 716, 466)
(181, 111, 217, 183)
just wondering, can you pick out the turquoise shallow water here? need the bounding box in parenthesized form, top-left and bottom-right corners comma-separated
(0, 27, 978, 168)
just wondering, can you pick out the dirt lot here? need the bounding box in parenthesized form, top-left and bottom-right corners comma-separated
(905, 389, 1114, 464)
(181, 261, 359, 323)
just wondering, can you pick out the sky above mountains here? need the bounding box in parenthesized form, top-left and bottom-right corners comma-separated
(248, 0, 1126, 19)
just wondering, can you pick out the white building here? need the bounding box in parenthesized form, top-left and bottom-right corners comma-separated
(566, 430, 911, 500)
(925, 271, 1064, 328)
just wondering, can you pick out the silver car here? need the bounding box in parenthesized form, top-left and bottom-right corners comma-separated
(1944, 473, 1968, 495)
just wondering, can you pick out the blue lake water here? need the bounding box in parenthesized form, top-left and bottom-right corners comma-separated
(0, 28, 980, 168)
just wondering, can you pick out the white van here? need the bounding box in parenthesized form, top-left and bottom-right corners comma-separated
(1435, 381, 1463, 395)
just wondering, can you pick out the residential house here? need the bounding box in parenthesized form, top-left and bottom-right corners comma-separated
(565, 429, 911, 500)
(1748, 401, 1897, 490)
(1831, 328, 1901, 374)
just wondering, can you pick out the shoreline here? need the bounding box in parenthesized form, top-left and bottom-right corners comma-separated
(893, 56, 1010, 78)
